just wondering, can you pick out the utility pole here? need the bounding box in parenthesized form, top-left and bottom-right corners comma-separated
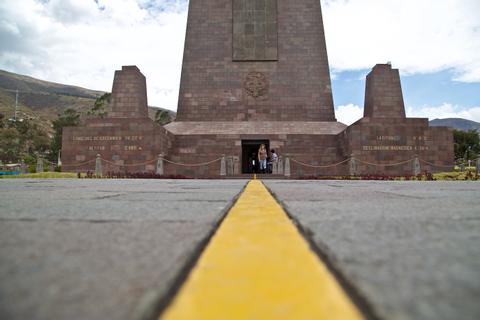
(14, 89, 18, 121)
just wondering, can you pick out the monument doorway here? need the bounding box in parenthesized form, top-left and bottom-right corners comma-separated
(242, 140, 270, 174)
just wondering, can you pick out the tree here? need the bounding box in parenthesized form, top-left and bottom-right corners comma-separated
(0, 127, 22, 162)
(88, 93, 111, 118)
(0, 118, 49, 163)
(50, 109, 80, 162)
(155, 109, 172, 125)
(453, 129, 479, 161)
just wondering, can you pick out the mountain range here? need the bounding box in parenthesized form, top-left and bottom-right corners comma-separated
(429, 118, 480, 132)
(0, 69, 174, 134)
(1, 69, 478, 133)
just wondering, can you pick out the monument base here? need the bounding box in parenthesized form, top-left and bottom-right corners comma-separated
(61, 65, 455, 178)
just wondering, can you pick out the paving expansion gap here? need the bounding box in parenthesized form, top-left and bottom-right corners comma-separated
(160, 180, 364, 320)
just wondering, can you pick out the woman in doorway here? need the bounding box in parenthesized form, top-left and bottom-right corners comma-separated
(258, 144, 268, 174)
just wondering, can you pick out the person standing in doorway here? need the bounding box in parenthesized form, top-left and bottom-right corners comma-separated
(271, 149, 278, 163)
(269, 149, 278, 174)
(258, 144, 268, 173)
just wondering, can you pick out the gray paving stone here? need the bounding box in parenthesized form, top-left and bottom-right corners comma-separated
(0, 179, 247, 320)
(265, 180, 480, 320)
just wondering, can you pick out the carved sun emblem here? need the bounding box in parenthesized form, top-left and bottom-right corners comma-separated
(244, 71, 268, 98)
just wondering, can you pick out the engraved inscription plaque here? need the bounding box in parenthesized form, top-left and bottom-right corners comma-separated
(233, 0, 278, 61)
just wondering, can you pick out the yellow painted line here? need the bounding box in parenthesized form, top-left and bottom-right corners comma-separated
(161, 180, 364, 320)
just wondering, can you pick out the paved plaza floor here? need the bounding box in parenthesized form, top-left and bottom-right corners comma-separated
(0, 179, 479, 320)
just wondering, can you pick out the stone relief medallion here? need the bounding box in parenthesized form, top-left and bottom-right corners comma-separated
(244, 71, 268, 98)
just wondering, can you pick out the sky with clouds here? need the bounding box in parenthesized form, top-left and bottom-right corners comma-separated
(0, 0, 479, 125)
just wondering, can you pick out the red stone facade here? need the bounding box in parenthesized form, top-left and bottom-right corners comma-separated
(364, 64, 406, 118)
(339, 65, 454, 176)
(176, 0, 336, 122)
(62, 67, 172, 174)
(61, 2, 454, 177)
(108, 66, 149, 118)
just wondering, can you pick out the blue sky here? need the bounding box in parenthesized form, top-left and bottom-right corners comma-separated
(333, 70, 480, 109)
(0, 0, 479, 124)
(332, 69, 480, 123)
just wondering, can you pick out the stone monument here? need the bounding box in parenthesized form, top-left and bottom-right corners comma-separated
(62, 66, 171, 174)
(62, 0, 454, 177)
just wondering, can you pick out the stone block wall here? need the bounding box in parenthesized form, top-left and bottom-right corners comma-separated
(62, 118, 172, 174)
(364, 64, 406, 118)
(163, 133, 346, 178)
(108, 66, 149, 118)
(342, 118, 454, 175)
(176, 0, 335, 122)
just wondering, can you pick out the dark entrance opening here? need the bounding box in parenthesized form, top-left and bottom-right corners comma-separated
(242, 140, 270, 174)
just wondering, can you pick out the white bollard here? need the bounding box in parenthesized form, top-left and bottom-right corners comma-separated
(277, 156, 284, 175)
(20, 160, 28, 174)
(233, 156, 240, 175)
(36, 157, 44, 173)
(349, 155, 357, 176)
(413, 156, 421, 176)
(156, 154, 164, 175)
(227, 156, 234, 175)
(220, 155, 226, 176)
(95, 154, 102, 176)
(284, 157, 291, 177)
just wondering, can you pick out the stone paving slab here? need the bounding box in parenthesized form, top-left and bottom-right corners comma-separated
(264, 180, 480, 320)
(0, 179, 247, 320)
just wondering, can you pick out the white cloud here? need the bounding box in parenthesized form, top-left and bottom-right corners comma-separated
(336, 103, 480, 124)
(406, 103, 480, 122)
(0, 0, 478, 112)
(335, 104, 363, 125)
(0, 0, 187, 110)
(45, 0, 100, 24)
(322, 0, 480, 82)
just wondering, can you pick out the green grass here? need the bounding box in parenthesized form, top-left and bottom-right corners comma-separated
(1, 172, 77, 179)
(434, 170, 478, 181)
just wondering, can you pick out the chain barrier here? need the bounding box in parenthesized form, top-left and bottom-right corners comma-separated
(290, 158, 350, 168)
(355, 158, 414, 167)
(61, 157, 222, 169)
(34, 155, 465, 172)
(419, 159, 455, 168)
(101, 158, 157, 167)
(61, 159, 96, 168)
(160, 157, 222, 167)
(291, 157, 453, 169)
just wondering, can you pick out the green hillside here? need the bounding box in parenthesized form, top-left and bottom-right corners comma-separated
(0, 69, 175, 134)
(429, 118, 480, 132)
